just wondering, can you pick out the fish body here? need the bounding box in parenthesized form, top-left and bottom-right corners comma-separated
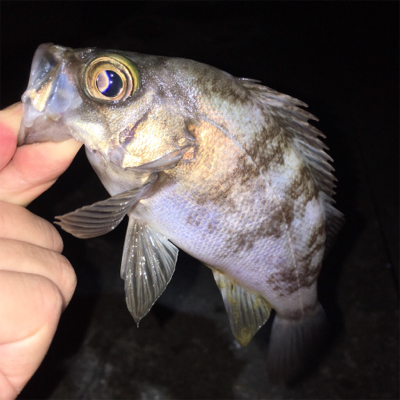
(19, 44, 343, 383)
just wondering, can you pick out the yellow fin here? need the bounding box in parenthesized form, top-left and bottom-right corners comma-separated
(211, 267, 272, 347)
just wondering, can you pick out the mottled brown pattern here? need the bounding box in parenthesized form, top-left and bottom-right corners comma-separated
(285, 163, 317, 203)
(254, 198, 323, 295)
(246, 125, 290, 177)
(186, 214, 201, 227)
(264, 213, 325, 297)
(225, 196, 295, 254)
(306, 218, 326, 253)
(227, 221, 280, 253)
(234, 154, 262, 186)
(280, 199, 296, 227)
(265, 264, 298, 296)
(189, 152, 259, 211)
(195, 69, 249, 106)
(298, 217, 326, 267)
(266, 259, 322, 298)
(221, 85, 250, 105)
(279, 304, 319, 320)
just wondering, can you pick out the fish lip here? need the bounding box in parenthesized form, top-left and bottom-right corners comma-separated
(18, 104, 52, 146)
(19, 44, 82, 146)
(18, 108, 73, 146)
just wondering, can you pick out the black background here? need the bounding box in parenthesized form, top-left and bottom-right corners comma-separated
(1, 2, 398, 399)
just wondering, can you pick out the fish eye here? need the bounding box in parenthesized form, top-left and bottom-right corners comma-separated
(96, 70, 123, 97)
(83, 54, 140, 103)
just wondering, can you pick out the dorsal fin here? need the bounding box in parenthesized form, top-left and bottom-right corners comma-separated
(238, 79, 344, 247)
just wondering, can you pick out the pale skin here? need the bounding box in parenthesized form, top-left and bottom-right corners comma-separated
(0, 102, 82, 400)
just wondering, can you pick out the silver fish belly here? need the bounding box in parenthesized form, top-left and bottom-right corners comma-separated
(19, 43, 344, 384)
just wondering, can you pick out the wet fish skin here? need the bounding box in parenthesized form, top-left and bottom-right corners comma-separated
(19, 44, 344, 384)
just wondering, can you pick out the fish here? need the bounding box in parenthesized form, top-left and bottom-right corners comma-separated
(18, 43, 344, 384)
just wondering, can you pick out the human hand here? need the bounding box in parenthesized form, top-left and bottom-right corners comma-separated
(0, 103, 82, 400)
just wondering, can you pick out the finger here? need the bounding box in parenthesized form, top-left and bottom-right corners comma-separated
(0, 239, 76, 307)
(0, 270, 63, 396)
(0, 202, 63, 253)
(0, 369, 18, 400)
(0, 103, 22, 172)
(0, 139, 82, 207)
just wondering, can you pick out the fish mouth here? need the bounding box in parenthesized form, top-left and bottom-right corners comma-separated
(18, 110, 74, 146)
(18, 43, 82, 146)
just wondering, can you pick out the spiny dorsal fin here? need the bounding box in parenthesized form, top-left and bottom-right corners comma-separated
(121, 216, 179, 325)
(238, 79, 344, 245)
(211, 267, 272, 347)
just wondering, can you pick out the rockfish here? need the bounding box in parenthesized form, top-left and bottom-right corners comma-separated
(18, 43, 343, 383)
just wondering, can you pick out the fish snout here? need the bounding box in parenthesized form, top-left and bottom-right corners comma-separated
(18, 44, 82, 145)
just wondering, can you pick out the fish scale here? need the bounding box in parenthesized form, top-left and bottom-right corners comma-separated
(19, 43, 343, 385)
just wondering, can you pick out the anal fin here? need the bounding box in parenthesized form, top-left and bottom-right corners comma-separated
(211, 268, 272, 347)
(121, 216, 179, 325)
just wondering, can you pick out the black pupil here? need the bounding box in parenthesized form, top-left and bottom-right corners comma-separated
(96, 70, 123, 97)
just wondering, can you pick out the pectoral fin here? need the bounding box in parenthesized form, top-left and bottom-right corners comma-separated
(212, 268, 272, 347)
(121, 216, 179, 325)
(54, 175, 156, 239)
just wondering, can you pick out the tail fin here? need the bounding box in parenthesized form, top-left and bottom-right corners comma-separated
(266, 303, 328, 385)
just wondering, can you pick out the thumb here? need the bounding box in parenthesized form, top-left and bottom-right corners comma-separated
(0, 103, 82, 206)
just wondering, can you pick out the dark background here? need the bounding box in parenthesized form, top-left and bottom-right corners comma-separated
(1, 2, 398, 399)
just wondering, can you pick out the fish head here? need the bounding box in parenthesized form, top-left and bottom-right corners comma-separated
(19, 43, 196, 193)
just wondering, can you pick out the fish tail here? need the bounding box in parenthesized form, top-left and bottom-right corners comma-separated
(266, 302, 328, 385)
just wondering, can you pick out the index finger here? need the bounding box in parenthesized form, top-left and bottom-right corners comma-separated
(0, 202, 63, 253)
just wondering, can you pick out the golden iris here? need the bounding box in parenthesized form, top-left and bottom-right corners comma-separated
(83, 54, 140, 102)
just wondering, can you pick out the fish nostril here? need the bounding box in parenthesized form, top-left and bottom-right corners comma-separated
(21, 92, 32, 104)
